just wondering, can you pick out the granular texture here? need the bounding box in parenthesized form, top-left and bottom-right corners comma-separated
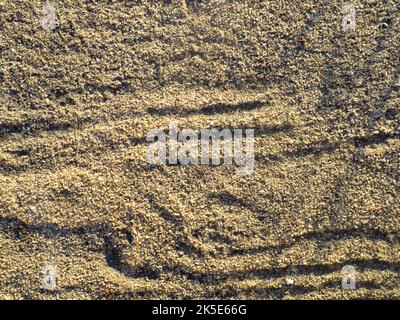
(0, 0, 399, 299)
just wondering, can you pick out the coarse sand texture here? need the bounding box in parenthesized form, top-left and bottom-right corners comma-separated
(0, 0, 399, 299)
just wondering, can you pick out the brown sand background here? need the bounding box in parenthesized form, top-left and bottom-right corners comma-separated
(0, 0, 399, 299)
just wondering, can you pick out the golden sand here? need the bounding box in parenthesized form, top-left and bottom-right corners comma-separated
(0, 0, 399, 299)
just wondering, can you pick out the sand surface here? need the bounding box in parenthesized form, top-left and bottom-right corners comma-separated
(0, 0, 399, 299)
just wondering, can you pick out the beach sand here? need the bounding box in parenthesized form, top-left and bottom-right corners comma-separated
(0, 0, 399, 299)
